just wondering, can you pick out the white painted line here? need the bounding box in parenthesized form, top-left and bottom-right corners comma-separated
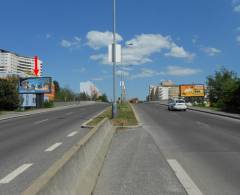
(65, 112, 73, 116)
(0, 164, 33, 184)
(167, 159, 203, 195)
(34, 119, 49, 125)
(45, 142, 62, 152)
(67, 131, 78, 137)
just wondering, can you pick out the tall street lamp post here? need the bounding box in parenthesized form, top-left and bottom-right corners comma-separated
(112, 0, 117, 118)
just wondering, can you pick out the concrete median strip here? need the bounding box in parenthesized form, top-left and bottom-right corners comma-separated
(129, 104, 142, 127)
(21, 118, 116, 195)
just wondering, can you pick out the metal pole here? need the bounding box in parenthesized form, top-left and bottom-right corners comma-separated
(112, 0, 117, 118)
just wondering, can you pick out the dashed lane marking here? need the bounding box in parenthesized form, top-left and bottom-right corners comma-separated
(45, 142, 62, 152)
(0, 164, 33, 184)
(34, 119, 49, 125)
(67, 131, 78, 137)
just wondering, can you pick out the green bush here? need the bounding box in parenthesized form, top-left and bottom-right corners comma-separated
(207, 68, 240, 113)
(0, 77, 20, 111)
(43, 101, 54, 108)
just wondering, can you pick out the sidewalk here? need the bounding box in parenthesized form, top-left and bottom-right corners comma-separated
(93, 127, 186, 195)
(188, 106, 240, 120)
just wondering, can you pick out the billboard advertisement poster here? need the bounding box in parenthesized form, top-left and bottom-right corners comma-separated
(180, 85, 205, 97)
(19, 77, 52, 94)
(20, 94, 36, 107)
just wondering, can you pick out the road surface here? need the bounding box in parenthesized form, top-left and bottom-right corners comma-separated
(135, 103, 240, 195)
(0, 103, 108, 195)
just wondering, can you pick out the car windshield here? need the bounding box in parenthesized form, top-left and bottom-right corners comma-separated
(176, 100, 185, 103)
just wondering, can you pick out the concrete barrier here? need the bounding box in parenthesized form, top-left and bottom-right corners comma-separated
(22, 118, 116, 195)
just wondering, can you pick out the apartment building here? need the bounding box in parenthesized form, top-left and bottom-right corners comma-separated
(0, 49, 42, 78)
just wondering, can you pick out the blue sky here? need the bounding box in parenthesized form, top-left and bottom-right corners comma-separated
(1, 0, 240, 100)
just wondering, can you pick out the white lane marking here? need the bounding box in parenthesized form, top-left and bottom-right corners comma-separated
(66, 112, 73, 116)
(67, 131, 78, 137)
(34, 119, 49, 125)
(167, 159, 203, 195)
(0, 164, 33, 184)
(45, 142, 62, 152)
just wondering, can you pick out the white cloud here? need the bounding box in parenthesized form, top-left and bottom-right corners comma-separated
(234, 4, 240, 12)
(166, 66, 201, 76)
(60, 36, 81, 49)
(232, 0, 240, 12)
(165, 44, 195, 60)
(72, 67, 86, 73)
(202, 47, 221, 56)
(131, 68, 163, 79)
(92, 77, 104, 81)
(237, 35, 240, 44)
(88, 32, 195, 65)
(86, 31, 123, 50)
(46, 33, 52, 39)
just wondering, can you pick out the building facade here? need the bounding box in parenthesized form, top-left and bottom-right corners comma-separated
(80, 81, 101, 98)
(0, 49, 42, 78)
(148, 81, 178, 101)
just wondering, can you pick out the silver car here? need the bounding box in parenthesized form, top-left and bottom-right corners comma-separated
(168, 99, 187, 111)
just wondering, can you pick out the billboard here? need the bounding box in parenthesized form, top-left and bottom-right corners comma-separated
(20, 94, 36, 107)
(180, 84, 205, 97)
(19, 77, 52, 94)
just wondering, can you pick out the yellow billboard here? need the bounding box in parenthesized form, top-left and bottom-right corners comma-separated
(180, 85, 205, 97)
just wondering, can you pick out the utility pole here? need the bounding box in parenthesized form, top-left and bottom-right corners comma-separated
(112, 0, 117, 118)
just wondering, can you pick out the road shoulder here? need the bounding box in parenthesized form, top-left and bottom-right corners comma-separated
(93, 127, 187, 195)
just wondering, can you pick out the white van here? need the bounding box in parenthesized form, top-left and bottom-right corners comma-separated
(168, 99, 187, 111)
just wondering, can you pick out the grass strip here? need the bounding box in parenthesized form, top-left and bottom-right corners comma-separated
(87, 103, 138, 127)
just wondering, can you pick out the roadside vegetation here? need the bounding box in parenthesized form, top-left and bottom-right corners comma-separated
(0, 76, 20, 111)
(207, 68, 240, 113)
(0, 78, 109, 113)
(88, 103, 138, 127)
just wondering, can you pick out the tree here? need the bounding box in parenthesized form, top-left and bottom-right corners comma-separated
(207, 68, 240, 112)
(97, 93, 109, 102)
(0, 77, 20, 110)
(53, 80, 60, 94)
(79, 92, 90, 101)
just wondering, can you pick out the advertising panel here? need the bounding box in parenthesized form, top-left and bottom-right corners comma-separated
(20, 94, 36, 107)
(19, 77, 52, 94)
(180, 84, 205, 97)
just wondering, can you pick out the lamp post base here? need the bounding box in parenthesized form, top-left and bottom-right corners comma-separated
(112, 102, 117, 118)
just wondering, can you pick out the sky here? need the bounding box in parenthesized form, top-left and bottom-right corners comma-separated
(1, 0, 240, 100)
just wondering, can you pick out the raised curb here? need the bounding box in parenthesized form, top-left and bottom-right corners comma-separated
(21, 118, 116, 195)
(187, 107, 240, 120)
(81, 106, 111, 128)
(129, 103, 142, 127)
(157, 102, 240, 120)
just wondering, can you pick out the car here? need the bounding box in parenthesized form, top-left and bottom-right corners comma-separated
(168, 99, 187, 111)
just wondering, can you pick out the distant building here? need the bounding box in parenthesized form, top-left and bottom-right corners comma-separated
(0, 49, 42, 78)
(80, 81, 101, 98)
(168, 86, 180, 99)
(148, 80, 180, 101)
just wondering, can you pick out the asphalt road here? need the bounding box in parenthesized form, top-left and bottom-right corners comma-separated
(0, 103, 108, 195)
(135, 103, 240, 195)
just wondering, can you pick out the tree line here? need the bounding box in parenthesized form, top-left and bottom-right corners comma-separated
(0, 78, 109, 111)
